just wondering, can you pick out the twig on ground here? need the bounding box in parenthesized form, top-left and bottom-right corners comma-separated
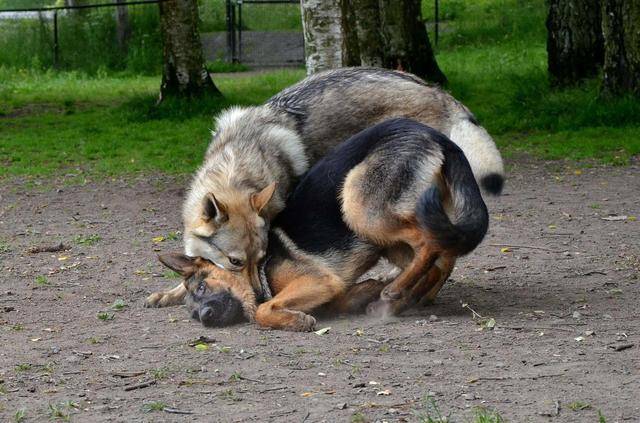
(163, 407, 194, 415)
(123, 379, 156, 391)
(500, 325, 576, 333)
(112, 371, 146, 378)
(469, 373, 565, 383)
(488, 243, 564, 253)
(259, 386, 288, 393)
(27, 242, 69, 254)
(237, 375, 263, 383)
(485, 265, 507, 271)
(608, 343, 634, 352)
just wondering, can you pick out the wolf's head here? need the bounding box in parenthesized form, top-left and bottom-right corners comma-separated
(182, 107, 308, 297)
(158, 253, 257, 327)
(183, 181, 275, 296)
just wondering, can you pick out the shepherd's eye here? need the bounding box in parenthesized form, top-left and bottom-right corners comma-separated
(197, 281, 206, 294)
(228, 257, 245, 267)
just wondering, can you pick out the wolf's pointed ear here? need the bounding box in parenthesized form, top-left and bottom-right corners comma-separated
(203, 193, 226, 223)
(158, 253, 197, 277)
(250, 182, 277, 214)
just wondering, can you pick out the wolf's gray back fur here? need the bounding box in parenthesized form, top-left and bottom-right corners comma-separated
(268, 67, 504, 194)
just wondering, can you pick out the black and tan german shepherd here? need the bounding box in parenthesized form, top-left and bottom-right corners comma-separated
(158, 118, 489, 331)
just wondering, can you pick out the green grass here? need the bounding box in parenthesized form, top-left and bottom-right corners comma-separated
(13, 408, 26, 423)
(74, 234, 102, 246)
(97, 311, 115, 321)
(1, 0, 639, 180)
(0, 240, 11, 253)
(0, 68, 304, 178)
(34, 275, 49, 286)
(143, 401, 167, 413)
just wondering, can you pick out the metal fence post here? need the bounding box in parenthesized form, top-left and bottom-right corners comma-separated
(434, 0, 439, 46)
(53, 10, 59, 67)
(238, 0, 242, 63)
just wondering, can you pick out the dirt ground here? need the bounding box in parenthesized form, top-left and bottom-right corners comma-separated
(1, 158, 638, 422)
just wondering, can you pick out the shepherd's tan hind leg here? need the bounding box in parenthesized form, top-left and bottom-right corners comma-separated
(379, 236, 439, 301)
(144, 283, 187, 308)
(418, 256, 456, 306)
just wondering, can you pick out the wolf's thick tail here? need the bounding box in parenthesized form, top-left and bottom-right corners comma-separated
(449, 117, 504, 195)
(416, 146, 489, 256)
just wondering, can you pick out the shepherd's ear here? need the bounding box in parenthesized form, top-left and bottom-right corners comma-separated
(158, 253, 197, 277)
(203, 193, 226, 223)
(250, 182, 277, 214)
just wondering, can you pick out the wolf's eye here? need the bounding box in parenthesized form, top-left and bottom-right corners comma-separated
(228, 257, 245, 268)
(197, 281, 206, 294)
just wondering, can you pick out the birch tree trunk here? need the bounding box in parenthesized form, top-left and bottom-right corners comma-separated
(300, 0, 344, 75)
(601, 0, 640, 96)
(546, 0, 603, 85)
(158, 0, 220, 100)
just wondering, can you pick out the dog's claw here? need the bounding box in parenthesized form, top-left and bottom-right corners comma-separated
(380, 287, 402, 301)
(287, 311, 316, 332)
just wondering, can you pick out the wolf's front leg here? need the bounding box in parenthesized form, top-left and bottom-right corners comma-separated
(144, 283, 187, 308)
(255, 273, 345, 332)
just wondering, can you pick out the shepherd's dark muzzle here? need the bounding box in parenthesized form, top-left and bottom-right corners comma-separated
(189, 291, 243, 327)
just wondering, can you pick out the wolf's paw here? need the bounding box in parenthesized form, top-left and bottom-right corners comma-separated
(286, 311, 316, 332)
(144, 291, 181, 308)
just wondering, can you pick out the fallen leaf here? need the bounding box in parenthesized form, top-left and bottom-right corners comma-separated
(376, 390, 391, 396)
(500, 247, 510, 253)
(574, 336, 585, 342)
(483, 318, 496, 330)
(628, 216, 637, 221)
(194, 344, 209, 352)
(152, 236, 165, 243)
(601, 215, 628, 221)
(58, 256, 70, 261)
(301, 392, 314, 397)
(573, 169, 582, 175)
(314, 327, 331, 336)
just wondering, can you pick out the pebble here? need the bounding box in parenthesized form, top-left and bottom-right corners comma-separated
(66, 355, 82, 364)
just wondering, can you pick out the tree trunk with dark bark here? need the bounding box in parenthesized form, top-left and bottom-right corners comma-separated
(546, 0, 603, 85)
(158, 0, 220, 101)
(340, 0, 362, 66)
(115, 0, 131, 54)
(601, 0, 640, 96)
(350, 0, 384, 67)
(378, 0, 446, 84)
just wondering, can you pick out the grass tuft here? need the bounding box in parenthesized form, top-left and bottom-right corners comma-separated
(143, 401, 167, 413)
